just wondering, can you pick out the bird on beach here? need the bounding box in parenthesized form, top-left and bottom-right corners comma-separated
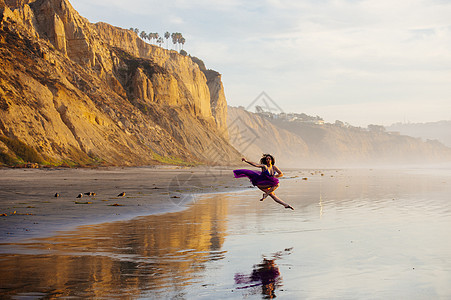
(76, 193, 83, 198)
(54, 193, 59, 197)
(84, 192, 96, 196)
(118, 192, 125, 197)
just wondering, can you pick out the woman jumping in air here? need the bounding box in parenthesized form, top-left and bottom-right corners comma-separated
(233, 154, 294, 210)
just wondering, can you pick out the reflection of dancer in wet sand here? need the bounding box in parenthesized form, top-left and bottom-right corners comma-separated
(233, 154, 294, 210)
(235, 258, 281, 298)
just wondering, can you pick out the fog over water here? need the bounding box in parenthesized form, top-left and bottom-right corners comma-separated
(387, 121, 451, 148)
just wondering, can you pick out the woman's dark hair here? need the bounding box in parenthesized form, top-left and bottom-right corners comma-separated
(260, 154, 275, 166)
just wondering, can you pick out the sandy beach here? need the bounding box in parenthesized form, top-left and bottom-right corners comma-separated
(1, 166, 451, 299)
(0, 166, 246, 243)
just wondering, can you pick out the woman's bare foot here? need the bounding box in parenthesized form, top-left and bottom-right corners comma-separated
(260, 193, 268, 201)
(285, 204, 294, 210)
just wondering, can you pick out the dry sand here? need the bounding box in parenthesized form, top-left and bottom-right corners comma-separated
(0, 166, 248, 243)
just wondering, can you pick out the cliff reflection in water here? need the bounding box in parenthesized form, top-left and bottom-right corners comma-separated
(0, 195, 228, 298)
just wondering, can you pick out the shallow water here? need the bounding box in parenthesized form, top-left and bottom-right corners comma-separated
(1, 168, 451, 299)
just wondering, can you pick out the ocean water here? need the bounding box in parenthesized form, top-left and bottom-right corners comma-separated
(0, 168, 450, 299)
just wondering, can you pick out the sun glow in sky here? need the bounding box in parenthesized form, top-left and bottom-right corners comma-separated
(70, 0, 451, 127)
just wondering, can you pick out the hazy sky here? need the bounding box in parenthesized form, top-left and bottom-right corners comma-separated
(70, 0, 451, 126)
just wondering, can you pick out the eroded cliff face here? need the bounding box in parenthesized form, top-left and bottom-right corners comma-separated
(0, 0, 240, 166)
(227, 106, 309, 167)
(204, 70, 228, 139)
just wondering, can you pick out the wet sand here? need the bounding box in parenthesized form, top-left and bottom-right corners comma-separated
(0, 166, 246, 242)
(1, 167, 451, 299)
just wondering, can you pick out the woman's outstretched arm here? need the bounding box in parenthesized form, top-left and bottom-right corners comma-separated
(242, 158, 265, 168)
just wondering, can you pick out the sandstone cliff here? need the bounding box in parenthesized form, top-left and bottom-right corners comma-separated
(227, 106, 309, 167)
(228, 106, 451, 168)
(0, 0, 240, 166)
(203, 69, 228, 139)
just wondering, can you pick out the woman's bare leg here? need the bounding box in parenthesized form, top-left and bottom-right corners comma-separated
(257, 185, 294, 210)
(258, 186, 270, 201)
(268, 192, 294, 210)
(258, 185, 279, 201)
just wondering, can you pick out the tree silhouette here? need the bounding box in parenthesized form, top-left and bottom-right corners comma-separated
(164, 31, 170, 49)
(140, 31, 147, 41)
(171, 32, 177, 50)
(157, 37, 164, 47)
(171, 32, 184, 51)
(148, 32, 159, 44)
(127, 28, 185, 50)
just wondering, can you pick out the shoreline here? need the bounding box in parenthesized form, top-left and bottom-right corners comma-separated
(2, 165, 446, 246)
(1, 167, 450, 298)
(0, 166, 248, 244)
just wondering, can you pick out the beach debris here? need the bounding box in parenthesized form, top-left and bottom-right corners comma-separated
(117, 192, 126, 197)
(75, 201, 92, 204)
(54, 193, 59, 197)
(171, 196, 180, 198)
(76, 193, 83, 198)
(109, 203, 123, 206)
(1, 211, 18, 216)
(302, 177, 308, 180)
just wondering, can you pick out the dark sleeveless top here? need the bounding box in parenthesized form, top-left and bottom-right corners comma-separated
(262, 167, 274, 177)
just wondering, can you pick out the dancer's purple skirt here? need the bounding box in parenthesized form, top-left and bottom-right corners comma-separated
(233, 169, 279, 187)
